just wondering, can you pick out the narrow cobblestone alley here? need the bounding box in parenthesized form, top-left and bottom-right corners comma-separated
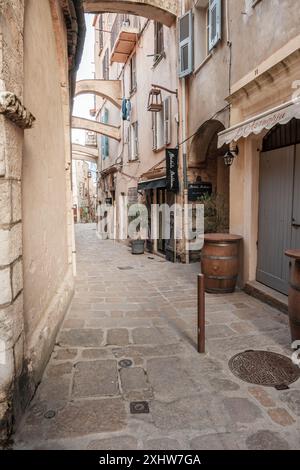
(14, 225, 300, 450)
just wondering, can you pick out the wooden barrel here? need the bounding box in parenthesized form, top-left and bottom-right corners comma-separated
(285, 250, 300, 341)
(201, 234, 242, 294)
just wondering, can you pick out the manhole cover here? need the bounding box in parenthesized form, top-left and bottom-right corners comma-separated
(119, 359, 133, 368)
(229, 350, 300, 388)
(130, 401, 150, 414)
(44, 410, 56, 419)
(118, 266, 133, 270)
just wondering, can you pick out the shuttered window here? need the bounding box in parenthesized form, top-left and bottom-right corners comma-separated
(152, 97, 172, 150)
(101, 108, 109, 159)
(98, 15, 104, 52)
(130, 54, 137, 93)
(178, 10, 193, 78)
(128, 122, 139, 161)
(164, 96, 171, 146)
(154, 22, 164, 60)
(208, 0, 221, 51)
(102, 49, 109, 80)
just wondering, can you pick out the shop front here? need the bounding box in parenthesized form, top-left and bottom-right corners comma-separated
(218, 50, 300, 298)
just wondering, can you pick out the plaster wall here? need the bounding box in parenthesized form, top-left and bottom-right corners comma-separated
(22, 0, 74, 379)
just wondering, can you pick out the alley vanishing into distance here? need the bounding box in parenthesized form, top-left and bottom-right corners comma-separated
(13, 225, 300, 450)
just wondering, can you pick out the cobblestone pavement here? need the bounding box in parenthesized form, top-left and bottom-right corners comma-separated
(14, 224, 300, 450)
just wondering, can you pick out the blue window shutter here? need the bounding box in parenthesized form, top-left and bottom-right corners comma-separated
(101, 109, 109, 159)
(208, 0, 222, 51)
(178, 10, 193, 78)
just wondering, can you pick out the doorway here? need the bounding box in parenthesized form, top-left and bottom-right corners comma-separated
(257, 119, 300, 294)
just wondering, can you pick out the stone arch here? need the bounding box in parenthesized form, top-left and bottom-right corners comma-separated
(83, 0, 178, 27)
(75, 80, 122, 109)
(190, 119, 230, 234)
(72, 116, 121, 141)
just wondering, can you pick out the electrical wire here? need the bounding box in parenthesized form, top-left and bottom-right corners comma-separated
(177, 103, 230, 147)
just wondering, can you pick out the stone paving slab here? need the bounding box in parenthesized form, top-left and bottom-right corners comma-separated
(13, 224, 300, 450)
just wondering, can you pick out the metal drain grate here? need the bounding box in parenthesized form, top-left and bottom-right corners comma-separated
(117, 266, 134, 270)
(229, 350, 300, 388)
(130, 401, 150, 414)
(119, 359, 133, 368)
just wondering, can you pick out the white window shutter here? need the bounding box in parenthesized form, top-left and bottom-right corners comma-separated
(134, 122, 139, 158)
(208, 0, 221, 51)
(152, 113, 157, 150)
(128, 126, 132, 160)
(164, 97, 171, 146)
(178, 10, 193, 78)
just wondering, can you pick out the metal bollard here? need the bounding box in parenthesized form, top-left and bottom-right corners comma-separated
(197, 274, 205, 353)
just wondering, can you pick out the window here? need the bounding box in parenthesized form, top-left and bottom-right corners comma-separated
(178, 11, 193, 77)
(152, 97, 172, 150)
(98, 15, 104, 52)
(102, 49, 109, 80)
(154, 22, 164, 62)
(208, 0, 221, 51)
(101, 108, 109, 159)
(130, 54, 137, 93)
(128, 122, 139, 161)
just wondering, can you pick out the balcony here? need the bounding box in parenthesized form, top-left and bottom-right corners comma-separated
(110, 14, 140, 63)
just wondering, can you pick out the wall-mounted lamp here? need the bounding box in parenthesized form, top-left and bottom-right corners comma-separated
(224, 144, 239, 166)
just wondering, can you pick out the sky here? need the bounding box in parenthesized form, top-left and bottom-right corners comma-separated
(72, 14, 95, 145)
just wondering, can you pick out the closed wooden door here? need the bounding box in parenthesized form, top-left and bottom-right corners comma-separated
(257, 146, 295, 294)
(291, 145, 300, 251)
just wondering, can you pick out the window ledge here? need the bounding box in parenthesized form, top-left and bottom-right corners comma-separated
(153, 145, 166, 153)
(193, 53, 213, 76)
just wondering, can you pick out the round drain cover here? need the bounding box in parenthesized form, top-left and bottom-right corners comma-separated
(119, 359, 133, 368)
(229, 350, 300, 388)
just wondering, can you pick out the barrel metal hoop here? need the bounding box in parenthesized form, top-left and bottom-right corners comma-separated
(206, 275, 238, 281)
(205, 242, 236, 248)
(290, 283, 300, 293)
(289, 316, 300, 326)
(202, 255, 238, 261)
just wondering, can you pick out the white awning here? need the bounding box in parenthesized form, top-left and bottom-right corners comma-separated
(218, 99, 300, 148)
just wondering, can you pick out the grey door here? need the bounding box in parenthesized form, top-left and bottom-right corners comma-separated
(291, 145, 300, 250)
(257, 146, 295, 294)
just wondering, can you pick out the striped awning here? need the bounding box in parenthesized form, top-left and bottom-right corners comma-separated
(218, 99, 300, 148)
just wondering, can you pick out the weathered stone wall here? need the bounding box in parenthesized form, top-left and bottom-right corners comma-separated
(0, 0, 81, 444)
(0, 0, 26, 442)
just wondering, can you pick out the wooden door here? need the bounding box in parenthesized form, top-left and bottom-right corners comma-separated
(257, 146, 294, 294)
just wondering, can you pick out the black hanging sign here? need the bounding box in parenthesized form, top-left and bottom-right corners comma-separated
(166, 148, 179, 193)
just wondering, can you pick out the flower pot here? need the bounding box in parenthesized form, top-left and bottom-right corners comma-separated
(201, 234, 242, 294)
(131, 239, 145, 255)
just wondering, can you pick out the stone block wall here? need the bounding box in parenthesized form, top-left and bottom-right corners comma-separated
(0, 0, 26, 442)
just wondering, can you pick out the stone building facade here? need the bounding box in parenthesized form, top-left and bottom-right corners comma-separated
(1, 0, 300, 445)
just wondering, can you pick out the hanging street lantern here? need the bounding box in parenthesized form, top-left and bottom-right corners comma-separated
(147, 88, 163, 112)
(224, 144, 239, 166)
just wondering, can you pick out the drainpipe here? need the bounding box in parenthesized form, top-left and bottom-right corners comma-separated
(181, 1, 189, 264)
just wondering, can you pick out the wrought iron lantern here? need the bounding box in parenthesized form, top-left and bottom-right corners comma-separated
(147, 88, 163, 112)
(224, 144, 239, 166)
